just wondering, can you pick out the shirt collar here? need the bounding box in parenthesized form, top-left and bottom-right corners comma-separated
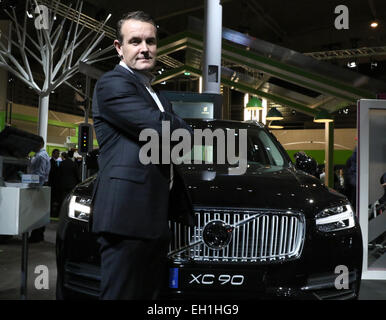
(119, 61, 155, 85)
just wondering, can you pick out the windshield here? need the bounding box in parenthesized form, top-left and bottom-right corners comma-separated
(177, 125, 288, 169)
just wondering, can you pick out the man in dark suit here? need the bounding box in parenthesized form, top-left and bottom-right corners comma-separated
(48, 149, 61, 217)
(58, 152, 80, 206)
(91, 11, 194, 300)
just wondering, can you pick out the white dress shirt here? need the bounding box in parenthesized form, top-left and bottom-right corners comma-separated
(30, 148, 51, 185)
(119, 61, 173, 189)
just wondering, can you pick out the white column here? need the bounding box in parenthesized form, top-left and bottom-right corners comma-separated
(243, 93, 250, 120)
(203, 0, 222, 94)
(38, 94, 50, 145)
(262, 99, 267, 124)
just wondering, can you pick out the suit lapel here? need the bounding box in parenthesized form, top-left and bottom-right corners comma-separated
(156, 89, 172, 113)
(114, 65, 160, 111)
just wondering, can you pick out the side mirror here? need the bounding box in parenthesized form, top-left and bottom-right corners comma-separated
(294, 153, 318, 177)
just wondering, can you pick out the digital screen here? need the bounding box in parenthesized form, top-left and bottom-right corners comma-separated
(171, 101, 214, 119)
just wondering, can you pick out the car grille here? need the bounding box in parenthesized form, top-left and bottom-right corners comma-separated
(168, 208, 305, 264)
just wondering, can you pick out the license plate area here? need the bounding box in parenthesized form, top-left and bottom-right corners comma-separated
(172, 268, 264, 291)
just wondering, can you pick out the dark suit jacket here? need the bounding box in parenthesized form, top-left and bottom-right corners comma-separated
(91, 65, 194, 239)
(48, 158, 60, 189)
(58, 158, 80, 192)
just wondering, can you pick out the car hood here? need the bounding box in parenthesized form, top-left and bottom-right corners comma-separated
(179, 165, 347, 218)
(74, 165, 348, 219)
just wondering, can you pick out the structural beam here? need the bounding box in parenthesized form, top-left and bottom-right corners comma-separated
(324, 121, 334, 188)
(153, 64, 318, 117)
(156, 31, 375, 105)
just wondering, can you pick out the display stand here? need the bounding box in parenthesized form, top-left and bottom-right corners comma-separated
(0, 185, 50, 299)
(0, 128, 50, 299)
(0, 156, 50, 299)
(358, 99, 386, 280)
(21, 233, 28, 300)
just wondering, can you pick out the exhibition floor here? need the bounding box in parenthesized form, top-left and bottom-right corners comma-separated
(0, 221, 385, 300)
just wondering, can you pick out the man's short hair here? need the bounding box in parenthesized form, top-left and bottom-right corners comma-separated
(52, 148, 59, 155)
(381, 172, 386, 186)
(37, 136, 44, 144)
(35, 136, 44, 149)
(116, 11, 157, 44)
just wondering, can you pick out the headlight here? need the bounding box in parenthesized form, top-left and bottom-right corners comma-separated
(68, 195, 91, 222)
(315, 204, 355, 232)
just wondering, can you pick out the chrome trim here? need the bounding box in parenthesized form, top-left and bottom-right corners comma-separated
(168, 208, 305, 264)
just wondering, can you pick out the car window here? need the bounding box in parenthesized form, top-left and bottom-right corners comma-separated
(253, 130, 285, 166)
(178, 126, 287, 168)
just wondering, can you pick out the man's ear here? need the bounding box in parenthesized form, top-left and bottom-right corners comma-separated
(114, 40, 123, 59)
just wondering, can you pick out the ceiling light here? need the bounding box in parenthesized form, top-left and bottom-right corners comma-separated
(313, 110, 334, 123)
(266, 107, 284, 120)
(347, 61, 357, 68)
(268, 121, 284, 129)
(370, 21, 379, 28)
(184, 72, 191, 76)
(245, 96, 263, 110)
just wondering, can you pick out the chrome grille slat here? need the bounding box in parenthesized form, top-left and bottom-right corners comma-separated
(282, 216, 288, 256)
(234, 214, 240, 259)
(287, 217, 294, 254)
(224, 213, 230, 259)
(168, 209, 305, 264)
(242, 214, 248, 259)
(254, 218, 260, 259)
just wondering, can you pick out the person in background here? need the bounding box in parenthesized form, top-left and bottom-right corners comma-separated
(67, 149, 75, 161)
(29, 137, 51, 186)
(319, 165, 325, 184)
(369, 172, 386, 219)
(58, 152, 80, 208)
(68, 148, 82, 178)
(48, 149, 61, 218)
(344, 146, 357, 211)
(28, 136, 51, 243)
(336, 167, 345, 194)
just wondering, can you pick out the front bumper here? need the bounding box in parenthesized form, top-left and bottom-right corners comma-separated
(162, 265, 360, 300)
(56, 216, 362, 300)
(57, 259, 360, 300)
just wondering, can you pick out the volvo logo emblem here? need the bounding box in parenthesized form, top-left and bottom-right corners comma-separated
(202, 220, 234, 250)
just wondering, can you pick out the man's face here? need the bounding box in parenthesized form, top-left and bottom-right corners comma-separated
(53, 151, 59, 159)
(114, 19, 157, 71)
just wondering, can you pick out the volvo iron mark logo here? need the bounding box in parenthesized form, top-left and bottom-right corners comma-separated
(202, 220, 234, 250)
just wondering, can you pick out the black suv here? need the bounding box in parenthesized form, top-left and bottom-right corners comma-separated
(56, 119, 363, 300)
